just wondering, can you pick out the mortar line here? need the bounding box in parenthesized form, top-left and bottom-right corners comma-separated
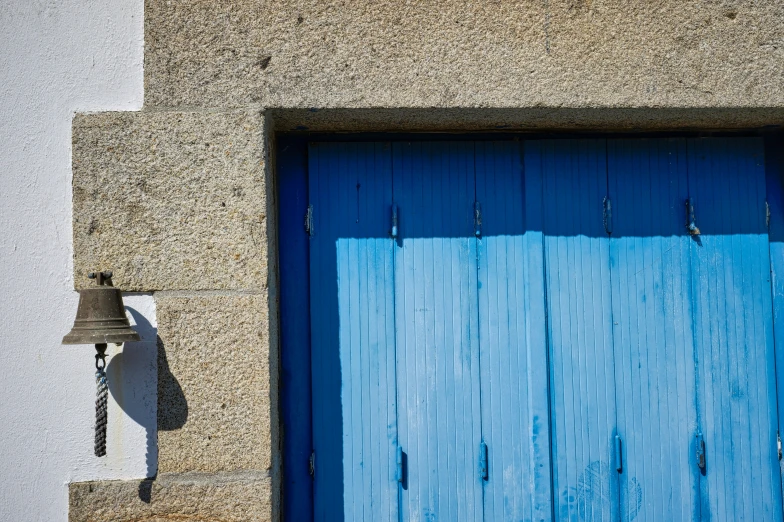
(154, 289, 265, 297)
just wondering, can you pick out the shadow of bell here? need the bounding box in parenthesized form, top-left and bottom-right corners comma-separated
(104, 306, 188, 481)
(105, 307, 156, 426)
(107, 307, 188, 431)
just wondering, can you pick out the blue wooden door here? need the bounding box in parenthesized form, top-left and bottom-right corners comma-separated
(607, 138, 700, 522)
(687, 137, 783, 521)
(299, 136, 784, 521)
(530, 139, 620, 522)
(475, 141, 553, 521)
(393, 142, 484, 521)
(308, 142, 400, 521)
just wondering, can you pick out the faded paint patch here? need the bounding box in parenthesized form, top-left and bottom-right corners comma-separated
(576, 461, 613, 521)
(622, 476, 643, 521)
(570, 461, 642, 521)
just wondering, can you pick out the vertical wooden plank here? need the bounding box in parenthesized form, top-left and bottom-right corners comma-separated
(476, 140, 553, 521)
(393, 141, 484, 522)
(308, 141, 340, 522)
(764, 133, 784, 505)
(278, 138, 314, 521)
(534, 139, 618, 522)
(523, 142, 558, 522)
(688, 137, 783, 522)
(309, 142, 398, 521)
(607, 138, 699, 522)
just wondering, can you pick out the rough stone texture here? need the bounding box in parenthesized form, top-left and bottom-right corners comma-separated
(69, 471, 272, 522)
(260, 114, 282, 515)
(156, 293, 274, 474)
(72, 109, 268, 291)
(146, 0, 784, 112)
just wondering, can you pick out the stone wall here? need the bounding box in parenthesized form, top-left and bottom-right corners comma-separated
(69, 1, 784, 520)
(70, 108, 278, 521)
(72, 109, 269, 291)
(145, 0, 784, 113)
(69, 471, 272, 522)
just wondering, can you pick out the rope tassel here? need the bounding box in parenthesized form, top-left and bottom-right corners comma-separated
(94, 367, 108, 457)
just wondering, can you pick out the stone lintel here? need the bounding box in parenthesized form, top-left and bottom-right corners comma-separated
(145, 0, 784, 110)
(68, 470, 272, 522)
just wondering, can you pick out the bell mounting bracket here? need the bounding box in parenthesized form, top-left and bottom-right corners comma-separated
(88, 271, 113, 286)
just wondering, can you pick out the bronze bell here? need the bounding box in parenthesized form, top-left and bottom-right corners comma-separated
(62, 271, 140, 345)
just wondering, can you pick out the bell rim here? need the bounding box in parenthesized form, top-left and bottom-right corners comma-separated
(68, 320, 136, 329)
(62, 328, 141, 345)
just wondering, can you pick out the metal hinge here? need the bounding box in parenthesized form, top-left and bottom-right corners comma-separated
(686, 198, 701, 236)
(479, 441, 489, 480)
(614, 435, 623, 473)
(305, 205, 314, 237)
(767, 201, 771, 230)
(696, 431, 706, 470)
(309, 451, 315, 478)
(390, 205, 398, 239)
(474, 202, 482, 237)
(603, 197, 612, 235)
(395, 446, 404, 482)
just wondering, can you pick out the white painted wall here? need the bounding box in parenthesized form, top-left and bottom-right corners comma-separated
(0, 2, 148, 520)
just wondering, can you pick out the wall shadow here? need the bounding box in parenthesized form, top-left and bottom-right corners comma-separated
(106, 307, 187, 502)
(303, 138, 774, 240)
(278, 138, 314, 521)
(106, 307, 160, 484)
(156, 336, 187, 432)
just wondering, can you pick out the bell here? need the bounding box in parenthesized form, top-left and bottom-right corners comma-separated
(62, 271, 140, 345)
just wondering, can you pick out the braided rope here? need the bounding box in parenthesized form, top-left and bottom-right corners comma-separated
(95, 369, 108, 457)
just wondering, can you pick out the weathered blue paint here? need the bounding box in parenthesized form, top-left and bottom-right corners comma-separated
(279, 135, 784, 521)
(687, 137, 783, 521)
(607, 138, 699, 522)
(533, 139, 619, 522)
(278, 138, 314, 522)
(393, 142, 484, 522)
(308, 142, 399, 521)
(476, 140, 553, 521)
